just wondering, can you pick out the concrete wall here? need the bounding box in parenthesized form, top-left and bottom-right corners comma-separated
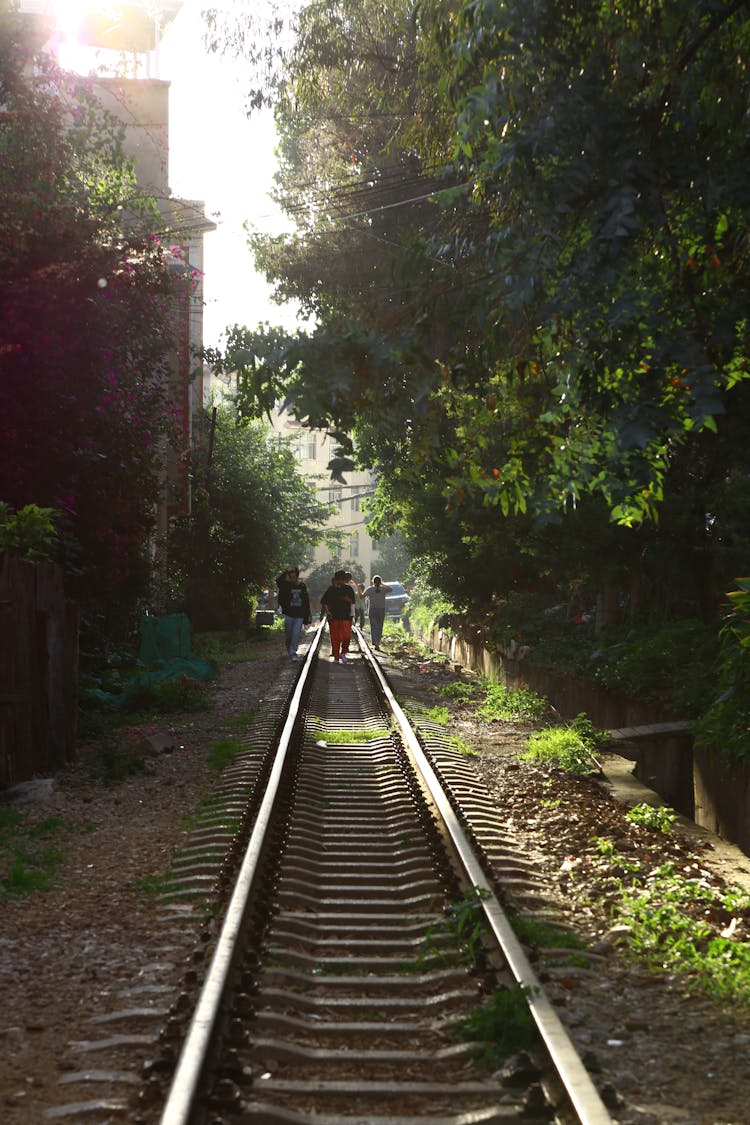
(91, 77, 170, 194)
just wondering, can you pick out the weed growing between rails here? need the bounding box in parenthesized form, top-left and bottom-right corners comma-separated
(453, 986, 537, 1069)
(417, 888, 539, 1068)
(309, 723, 393, 745)
(417, 887, 495, 969)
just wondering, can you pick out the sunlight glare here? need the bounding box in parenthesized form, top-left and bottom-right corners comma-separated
(52, 0, 87, 70)
(53, 0, 84, 42)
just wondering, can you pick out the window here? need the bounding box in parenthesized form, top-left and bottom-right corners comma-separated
(351, 494, 361, 512)
(350, 532, 359, 557)
(298, 433, 317, 460)
(328, 487, 342, 507)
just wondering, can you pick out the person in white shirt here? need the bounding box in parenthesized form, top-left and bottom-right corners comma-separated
(362, 576, 392, 649)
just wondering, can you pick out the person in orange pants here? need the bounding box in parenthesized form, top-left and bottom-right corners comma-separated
(320, 570, 355, 663)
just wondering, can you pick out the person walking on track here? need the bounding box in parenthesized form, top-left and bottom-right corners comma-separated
(363, 576, 391, 649)
(275, 567, 311, 662)
(320, 570, 355, 663)
(344, 571, 365, 630)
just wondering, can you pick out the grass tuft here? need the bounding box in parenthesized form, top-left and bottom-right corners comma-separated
(520, 713, 606, 774)
(314, 727, 392, 744)
(208, 737, 246, 774)
(0, 811, 69, 897)
(476, 680, 547, 722)
(453, 987, 537, 1067)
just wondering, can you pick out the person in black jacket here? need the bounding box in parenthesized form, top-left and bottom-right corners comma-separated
(275, 567, 311, 662)
(320, 570, 355, 663)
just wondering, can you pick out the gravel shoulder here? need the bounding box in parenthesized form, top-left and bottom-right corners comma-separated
(1, 630, 749, 1124)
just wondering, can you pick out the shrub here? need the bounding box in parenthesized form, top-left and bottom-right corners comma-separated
(521, 725, 596, 774)
(83, 740, 151, 785)
(625, 802, 678, 835)
(526, 615, 718, 717)
(693, 579, 750, 762)
(0, 502, 58, 562)
(477, 680, 547, 722)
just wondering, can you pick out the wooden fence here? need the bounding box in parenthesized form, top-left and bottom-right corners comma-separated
(0, 552, 79, 785)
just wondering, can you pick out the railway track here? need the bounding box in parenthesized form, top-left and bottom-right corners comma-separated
(143, 623, 613, 1125)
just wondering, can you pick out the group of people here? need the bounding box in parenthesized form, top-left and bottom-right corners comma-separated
(275, 567, 392, 663)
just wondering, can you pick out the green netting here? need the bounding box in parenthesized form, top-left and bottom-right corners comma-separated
(134, 613, 215, 685)
(139, 612, 193, 663)
(81, 613, 215, 711)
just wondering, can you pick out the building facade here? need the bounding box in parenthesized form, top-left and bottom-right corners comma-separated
(276, 415, 379, 581)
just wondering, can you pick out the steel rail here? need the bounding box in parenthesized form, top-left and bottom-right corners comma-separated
(159, 622, 326, 1125)
(359, 629, 614, 1125)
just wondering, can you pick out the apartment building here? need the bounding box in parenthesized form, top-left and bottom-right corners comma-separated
(277, 415, 379, 580)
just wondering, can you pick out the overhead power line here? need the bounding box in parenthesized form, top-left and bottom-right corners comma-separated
(319, 184, 461, 222)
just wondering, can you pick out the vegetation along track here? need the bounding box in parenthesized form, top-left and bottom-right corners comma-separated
(118, 620, 609, 1125)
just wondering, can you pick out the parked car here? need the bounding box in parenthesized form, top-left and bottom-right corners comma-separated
(383, 581, 410, 617)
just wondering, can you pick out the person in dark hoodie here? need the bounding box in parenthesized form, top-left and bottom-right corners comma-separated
(275, 567, 311, 662)
(320, 569, 355, 663)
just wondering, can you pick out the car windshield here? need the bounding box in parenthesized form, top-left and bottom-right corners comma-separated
(385, 583, 406, 597)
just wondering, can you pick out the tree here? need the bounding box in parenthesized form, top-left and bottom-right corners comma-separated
(204, 0, 750, 622)
(0, 19, 193, 627)
(370, 531, 410, 581)
(442, 0, 750, 523)
(168, 407, 329, 629)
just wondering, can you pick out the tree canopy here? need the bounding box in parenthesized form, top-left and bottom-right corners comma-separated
(205, 0, 750, 618)
(168, 406, 329, 628)
(0, 17, 193, 618)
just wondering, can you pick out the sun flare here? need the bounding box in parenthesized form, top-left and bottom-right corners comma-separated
(51, 0, 89, 70)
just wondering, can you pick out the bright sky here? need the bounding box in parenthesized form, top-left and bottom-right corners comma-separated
(51, 0, 299, 348)
(159, 1, 299, 346)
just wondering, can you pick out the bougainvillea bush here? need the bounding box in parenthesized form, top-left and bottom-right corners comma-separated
(0, 16, 193, 630)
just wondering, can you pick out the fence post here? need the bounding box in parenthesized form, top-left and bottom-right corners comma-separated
(0, 552, 78, 782)
(0, 601, 14, 784)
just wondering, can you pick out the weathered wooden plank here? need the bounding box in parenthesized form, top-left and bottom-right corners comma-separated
(65, 601, 81, 758)
(2, 555, 36, 780)
(0, 552, 79, 782)
(0, 601, 14, 785)
(36, 561, 67, 773)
